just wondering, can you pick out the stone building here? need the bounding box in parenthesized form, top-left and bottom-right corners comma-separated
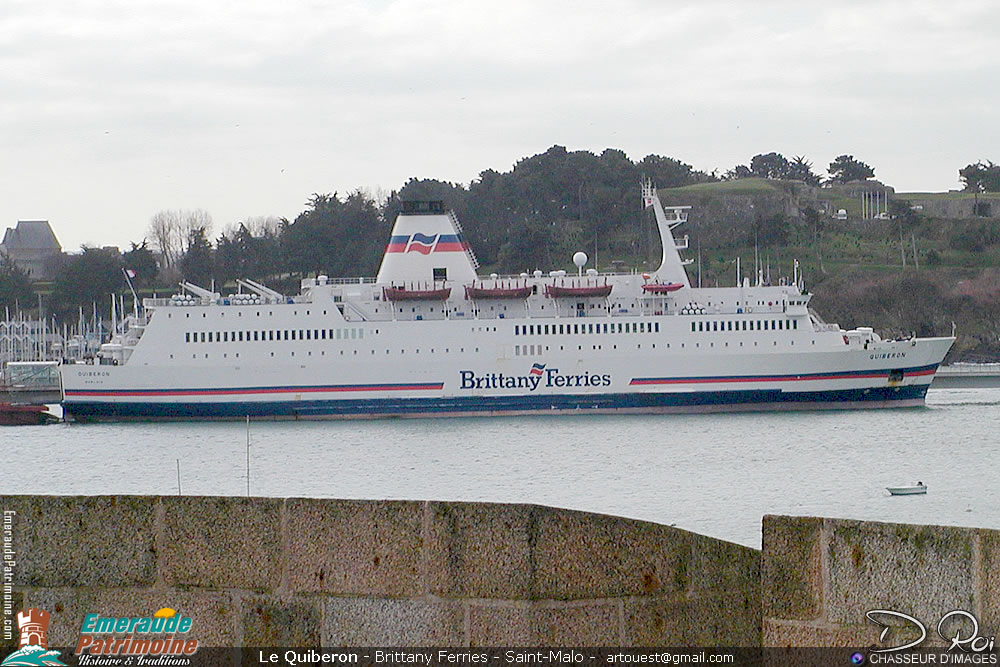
(0, 220, 63, 280)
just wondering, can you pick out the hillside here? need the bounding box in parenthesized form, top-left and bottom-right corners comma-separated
(655, 180, 1000, 362)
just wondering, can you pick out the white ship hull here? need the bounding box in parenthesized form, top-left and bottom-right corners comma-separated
(61, 310, 952, 420)
(61, 188, 954, 421)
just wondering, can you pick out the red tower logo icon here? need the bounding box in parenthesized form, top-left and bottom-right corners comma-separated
(16, 608, 50, 649)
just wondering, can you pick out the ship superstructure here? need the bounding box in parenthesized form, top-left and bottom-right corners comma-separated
(61, 184, 954, 420)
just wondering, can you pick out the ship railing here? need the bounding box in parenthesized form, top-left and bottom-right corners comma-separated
(448, 210, 481, 269)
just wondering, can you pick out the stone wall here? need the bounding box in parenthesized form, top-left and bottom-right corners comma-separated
(897, 195, 1000, 220)
(8, 497, 993, 649)
(0, 496, 760, 648)
(763, 515, 999, 647)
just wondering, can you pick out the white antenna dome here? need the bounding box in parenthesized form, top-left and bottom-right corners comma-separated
(573, 252, 588, 268)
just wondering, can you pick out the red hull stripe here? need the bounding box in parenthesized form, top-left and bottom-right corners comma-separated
(630, 365, 938, 386)
(65, 382, 444, 398)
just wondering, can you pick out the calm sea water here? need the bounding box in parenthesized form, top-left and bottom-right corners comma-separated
(4, 387, 998, 548)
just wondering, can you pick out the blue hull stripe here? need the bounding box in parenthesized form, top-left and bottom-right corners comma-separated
(64, 385, 930, 420)
(63, 364, 940, 399)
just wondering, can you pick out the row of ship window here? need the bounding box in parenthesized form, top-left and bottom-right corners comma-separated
(513, 319, 798, 336)
(185, 328, 365, 343)
(692, 319, 798, 332)
(514, 322, 660, 336)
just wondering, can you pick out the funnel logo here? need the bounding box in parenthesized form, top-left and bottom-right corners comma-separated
(1, 608, 65, 666)
(386, 234, 468, 254)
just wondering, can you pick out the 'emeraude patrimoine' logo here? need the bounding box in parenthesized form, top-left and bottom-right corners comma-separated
(459, 364, 611, 391)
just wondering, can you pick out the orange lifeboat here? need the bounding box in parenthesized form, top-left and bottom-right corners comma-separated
(382, 285, 451, 301)
(544, 280, 613, 298)
(465, 282, 533, 300)
(641, 282, 684, 294)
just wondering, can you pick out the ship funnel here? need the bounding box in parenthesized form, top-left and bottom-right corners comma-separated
(376, 201, 479, 284)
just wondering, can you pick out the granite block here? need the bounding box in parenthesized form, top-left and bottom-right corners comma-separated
(762, 515, 823, 621)
(241, 596, 320, 646)
(763, 618, 884, 648)
(467, 603, 532, 647)
(3, 496, 156, 588)
(977, 528, 1000, 636)
(826, 519, 976, 626)
(285, 499, 423, 597)
(527, 602, 620, 646)
(321, 598, 464, 647)
(625, 591, 760, 648)
(161, 496, 282, 592)
(689, 532, 761, 595)
(622, 596, 694, 647)
(425, 501, 534, 599)
(468, 601, 622, 647)
(530, 506, 694, 600)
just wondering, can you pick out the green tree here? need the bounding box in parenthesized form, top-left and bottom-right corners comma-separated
(750, 152, 791, 179)
(828, 155, 875, 183)
(787, 156, 822, 186)
(496, 220, 555, 272)
(50, 246, 125, 320)
(179, 227, 214, 286)
(803, 205, 826, 274)
(280, 190, 385, 278)
(0, 252, 34, 310)
(959, 161, 1000, 193)
(122, 241, 159, 288)
(750, 213, 790, 247)
(723, 164, 752, 180)
(215, 223, 282, 285)
(888, 200, 921, 267)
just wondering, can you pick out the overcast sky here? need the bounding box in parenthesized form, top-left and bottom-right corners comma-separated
(3, 0, 998, 252)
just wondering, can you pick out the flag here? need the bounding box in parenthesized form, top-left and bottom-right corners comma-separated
(125, 269, 137, 278)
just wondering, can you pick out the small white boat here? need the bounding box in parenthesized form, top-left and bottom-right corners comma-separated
(887, 482, 927, 496)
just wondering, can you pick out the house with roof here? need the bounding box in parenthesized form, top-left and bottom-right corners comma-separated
(0, 220, 63, 281)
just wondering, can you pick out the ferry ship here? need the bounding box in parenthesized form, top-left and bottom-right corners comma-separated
(60, 183, 954, 420)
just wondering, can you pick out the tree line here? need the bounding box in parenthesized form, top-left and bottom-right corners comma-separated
(2, 146, 998, 322)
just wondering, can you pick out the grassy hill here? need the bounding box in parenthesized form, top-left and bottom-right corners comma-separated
(654, 180, 1000, 361)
